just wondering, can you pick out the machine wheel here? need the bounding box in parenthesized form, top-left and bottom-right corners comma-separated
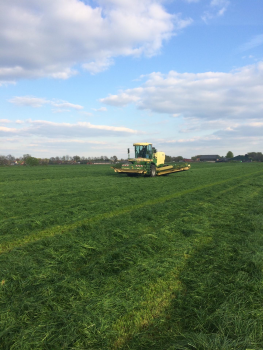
(150, 165, 156, 177)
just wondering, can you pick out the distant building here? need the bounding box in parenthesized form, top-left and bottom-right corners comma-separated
(199, 155, 220, 162)
(216, 158, 229, 162)
(90, 160, 113, 164)
(230, 154, 252, 162)
(183, 158, 193, 162)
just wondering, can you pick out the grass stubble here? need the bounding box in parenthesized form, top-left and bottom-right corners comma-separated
(0, 163, 263, 349)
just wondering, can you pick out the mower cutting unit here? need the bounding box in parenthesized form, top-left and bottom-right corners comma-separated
(112, 143, 190, 177)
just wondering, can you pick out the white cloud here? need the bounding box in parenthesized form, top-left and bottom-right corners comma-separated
(83, 58, 114, 75)
(210, 0, 228, 6)
(201, 11, 213, 22)
(80, 112, 93, 117)
(158, 134, 221, 144)
(52, 109, 71, 113)
(202, 0, 229, 22)
(92, 107, 107, 112)
(0, 66, 78, 81)
(0, 0, 192, 81)
(0, 80, 16, 87)
(238, 34, 263, 52)
(215, 122, 263, 138)
(0, 119, 139, 138)
(217, 7, 227, 16)
(101, 62, 263, 121)
(9, 96, 84, 111)
(153, 121, 263, 156)
(44, 139, 106, 145)
(179, 119, 240, 133)
(0, 126, 18, 134)
(2, 120, 263, 158)
(52, 102, 83, 110)
(9, 96, 48, 107)
(100, 92, 141, 106)
(0, 119, 11, 124)
(0, 135, 110, 157)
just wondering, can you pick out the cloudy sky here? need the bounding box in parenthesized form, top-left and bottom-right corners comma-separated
(1, 0, 263, 158)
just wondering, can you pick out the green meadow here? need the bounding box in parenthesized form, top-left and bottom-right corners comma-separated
(1, 162, 263, 349)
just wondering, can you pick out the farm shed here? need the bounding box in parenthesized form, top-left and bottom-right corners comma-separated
(200, 155, 220, 162)
(230, 154, 252, 162)
(216, 157, 229, 162)
(91, 160, 113, 164)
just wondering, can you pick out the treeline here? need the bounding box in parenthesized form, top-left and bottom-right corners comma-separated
(166, 152, 263, 162)
(48, 155, 116, 164)
(165, 156, 184, 162)
(0, 154, 119, 166)
(190, 152, 263, 162)
(246, 152, 263, 162)
(1, 152, 263, 166)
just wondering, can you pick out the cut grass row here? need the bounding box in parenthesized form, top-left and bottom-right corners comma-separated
(1, 163, 263, 349)
(1, 169, 263, 255)
(1, 163, 262, 248)
(123, 181, 263, 349)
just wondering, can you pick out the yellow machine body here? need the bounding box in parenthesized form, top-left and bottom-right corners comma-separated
(112, 142, 191, 176)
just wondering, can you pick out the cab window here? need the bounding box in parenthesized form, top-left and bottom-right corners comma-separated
(134, 145, 152, 158)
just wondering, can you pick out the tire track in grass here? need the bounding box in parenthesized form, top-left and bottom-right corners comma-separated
(1, 170, 263, 254)
(110, 187, 262, 349)
(111, 235, 214, 349)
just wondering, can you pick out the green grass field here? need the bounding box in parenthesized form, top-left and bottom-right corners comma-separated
(1, 162, 263, 350)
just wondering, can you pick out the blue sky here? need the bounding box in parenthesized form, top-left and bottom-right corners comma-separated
(1, 0, 263, 159)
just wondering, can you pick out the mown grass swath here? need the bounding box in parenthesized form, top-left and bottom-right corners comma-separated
(1, 162, 263, 349)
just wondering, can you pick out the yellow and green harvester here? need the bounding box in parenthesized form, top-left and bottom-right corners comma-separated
(112, 143, 190, 177)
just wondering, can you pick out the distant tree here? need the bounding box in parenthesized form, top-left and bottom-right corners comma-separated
(80, 156, 87, 164)
(23, 154, 33, 165)
(25, 157, 39, 166)
(247, 152, 263, 162)
(191, 155, 201, 161)
(172, 156, 184, 162)
(23, 154, 31, 160)
(226, 151, 234, 158)
(41, 158, 49, 166)
(111, 156, 118, 163)
(0, 155, 8, 166)
(73, 155, 80, 162)
(165, 155, 172, 162)
(6, 154, 15, 162)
